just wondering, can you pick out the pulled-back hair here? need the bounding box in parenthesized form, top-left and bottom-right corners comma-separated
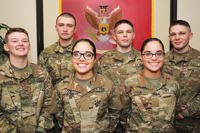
(72, 39, 96, 58)
(141, 37, 164, 53)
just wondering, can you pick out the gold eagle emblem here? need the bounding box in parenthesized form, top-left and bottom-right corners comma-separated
(85, 5, 122, 43)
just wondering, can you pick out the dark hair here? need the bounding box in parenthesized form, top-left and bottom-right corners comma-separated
(169, 20, 191, 31)
(72, 39, 96, 58)
(114, 19, 134, 31)
(56, 12, 76, 26)
(141, 38, 164, 53)
(5, 27, 29, 43)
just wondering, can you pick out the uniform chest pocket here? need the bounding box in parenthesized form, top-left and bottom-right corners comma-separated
(1, 84, 21, 112)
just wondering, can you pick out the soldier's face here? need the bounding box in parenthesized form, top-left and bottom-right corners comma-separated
(72, 41, 95, 78)
(114, 23, 135, 48)
(4, 32, 30, 58)
(55, 16, 76, 42)
(169, 25, 193, 52)
(141, 40, 164, 74)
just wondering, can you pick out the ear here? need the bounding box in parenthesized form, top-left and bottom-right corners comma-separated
(94, 58, 97, 64)
(139, 53, 142, 60)
(112, 32, 116, 41)
(55, 24, 58, 32)
(4, 43, 9, 52)
(189, 32, 193, 39)
(140, 53, 144, 63)
(132, 32, 136, 39)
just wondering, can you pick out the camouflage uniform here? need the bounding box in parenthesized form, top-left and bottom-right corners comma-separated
(0, 53, 8, 65)
(164, 48, 200, 132)
(0, 60, 54, 133)
(97, 48, 141, 132)
(97, 48, 142, 85)
(125, 71, 179, 133)
(54, 74, 123, 133)
(39, 41, 75, 86)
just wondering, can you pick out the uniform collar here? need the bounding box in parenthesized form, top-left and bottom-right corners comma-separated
(54, 40, 75, 53)
(66, 73, 101, 94)
(0, 60, 33, 80)
(112, 48, 139, 62)
(137, 71, 167, 90)
(168, 47, 193, 63)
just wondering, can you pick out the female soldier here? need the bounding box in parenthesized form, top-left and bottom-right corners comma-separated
(54, 39, 120, 132)
(125, 38, 179, 133)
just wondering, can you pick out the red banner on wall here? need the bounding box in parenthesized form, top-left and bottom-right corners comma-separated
(60, 0, 153, 52)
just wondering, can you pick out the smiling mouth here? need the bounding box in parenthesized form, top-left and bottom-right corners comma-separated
(77, 63, 87, 67)
(16, 48, 25, 51)
(149, 62, 160, 66)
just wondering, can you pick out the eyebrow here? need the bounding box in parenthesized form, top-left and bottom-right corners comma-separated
(143, 50, 163, 53)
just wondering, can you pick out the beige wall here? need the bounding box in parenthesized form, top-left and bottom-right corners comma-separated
(178, 0, 200, 50)
(0, 0, 37, 63)
(43, 0, 59, 48)
(154, 0, 170, 52)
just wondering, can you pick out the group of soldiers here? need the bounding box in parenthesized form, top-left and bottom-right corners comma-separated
(0, 12, 199, 133)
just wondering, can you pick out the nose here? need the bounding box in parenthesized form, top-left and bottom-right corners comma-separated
(123, 32, 127, 37)
(175, 34, 180, 40)
(19, 40, 24, 45)
(151, 54, 157, 60)
(63, 25, 68, 31)
(79, 54, 85, 60)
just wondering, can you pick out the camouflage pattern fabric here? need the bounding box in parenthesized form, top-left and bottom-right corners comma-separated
(97, 48, 142, 132)
(53, 74, 122, 133)
(164, 48, 200, 132)
(125, 71, 179, 133)
(0, 60, 54, 133)
(39, 41, 75, 86)
(97, 48, 142, 86)
(0, 53, 8, 65)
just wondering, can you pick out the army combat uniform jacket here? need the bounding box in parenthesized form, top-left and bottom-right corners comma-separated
(0, 53, 8, 66)
(97, 48, 142, 85)
(0, 61, 54, 133)
(39, 41, 75, 86)
(54, 74, 122, 133)
(164, 48, 200, 132)
(125, 72, 179, 133)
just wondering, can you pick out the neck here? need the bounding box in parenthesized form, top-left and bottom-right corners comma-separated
(59, 37, 73, 47)
(142, 69, 161, 80)
(9, 56, 28, 69)
(75, 71, 94, 80)
(116, 45, 132, 53)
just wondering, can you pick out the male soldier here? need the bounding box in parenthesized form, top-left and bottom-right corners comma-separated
(39, 12, 76, 86)
(164, 20, 200, 133)
(98, 19, 141, 85)
(97, 19, 141, 133)
(39, 12, 76, 132)
(0, 27, 54, 132)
